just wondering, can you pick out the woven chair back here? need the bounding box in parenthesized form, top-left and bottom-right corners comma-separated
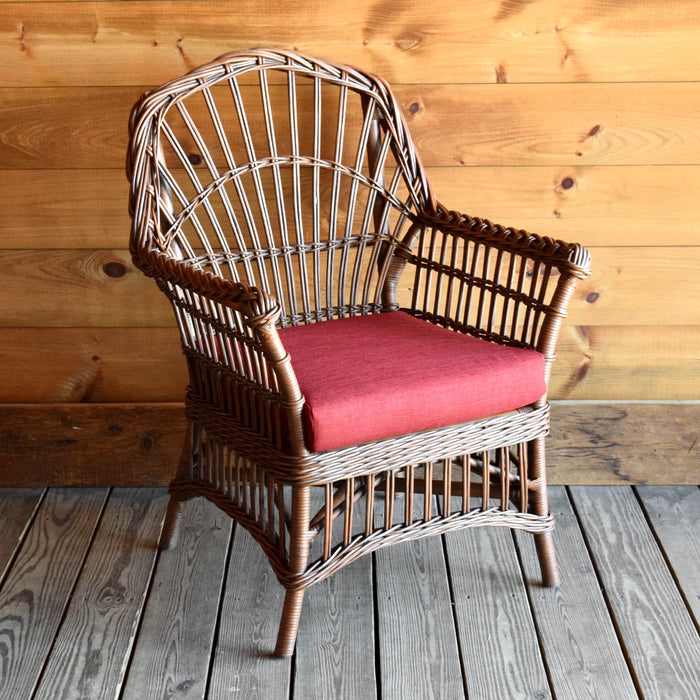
(128, 49, 435, 328)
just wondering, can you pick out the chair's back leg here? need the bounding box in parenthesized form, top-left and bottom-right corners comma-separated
(159, 421, 196, 550)
(535, 531, 560, 587)
(159, 495, 187, 550)
(528, 434, 561, 586)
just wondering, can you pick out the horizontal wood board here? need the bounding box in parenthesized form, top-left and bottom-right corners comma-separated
(0, 488, 45, 584)
(0, 402, 697, 487)
(0, 485, 698, 698)
(3, 84, 700, 170)
(0, 488, 109, 698)
(2, 1, 700, 85)
(5, 166, 699, 250)
(444, 523, 551, 697)
(120, 495, 232, 698)
(514, 488, 640, 699)
(33, 487, 167, 699)
(296, 487, 377, 698)
(636, 485, 700, 624)
(208, 524, 292, 697)
(3, 325, 699, 403)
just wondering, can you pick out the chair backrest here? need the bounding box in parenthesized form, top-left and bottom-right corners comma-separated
(128, 49, 435, 327)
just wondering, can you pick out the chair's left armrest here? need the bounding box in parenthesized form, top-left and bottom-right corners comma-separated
(389, 205, 591, 378)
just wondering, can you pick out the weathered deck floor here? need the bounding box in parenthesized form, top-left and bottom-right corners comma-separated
(0, 485, 698, 699)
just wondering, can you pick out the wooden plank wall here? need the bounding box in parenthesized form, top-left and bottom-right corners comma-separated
(1, 1, 698, 484)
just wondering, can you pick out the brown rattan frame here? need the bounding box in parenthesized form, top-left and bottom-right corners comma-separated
(127, 49, 591, 656)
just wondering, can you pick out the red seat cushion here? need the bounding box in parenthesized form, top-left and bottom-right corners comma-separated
(278, 311, 546, 453)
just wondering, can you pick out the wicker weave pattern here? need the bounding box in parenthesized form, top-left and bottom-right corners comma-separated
(127, 49, 590, 656)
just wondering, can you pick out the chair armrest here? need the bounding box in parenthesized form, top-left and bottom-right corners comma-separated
(391, 204, 591, 377)
(423, 205, 591, 278)
(131, 245, 307, 451)
(130, 245, 278, 320)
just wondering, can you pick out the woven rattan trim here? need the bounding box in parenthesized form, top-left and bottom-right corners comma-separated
(289, 507, 555, 589)
(184, 398, 550, 485)
(169, 474, 555, 590)
(422, 206, 591, 278)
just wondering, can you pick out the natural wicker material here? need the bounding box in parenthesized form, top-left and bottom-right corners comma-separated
(127, 49, 591, 656)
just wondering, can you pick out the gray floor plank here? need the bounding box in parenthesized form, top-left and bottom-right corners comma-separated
(1, 484, 697, 698)
(445, 520, 552, 700)
(294, 487, 377, 700)
(375, 533, 464, 700)
(570, 485, 700, 700)
(207, 526, 291, 699)
(636, 485, 700, 625)
(295, 556, 376, 700)
(33, 487, 168, 700)
(515, 486, 638, 700)
(0, 488, 45, 585)
(121, 496, 232, 700)
(0, 488, 108, 699)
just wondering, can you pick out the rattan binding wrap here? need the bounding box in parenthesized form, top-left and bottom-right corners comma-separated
(127, 49, 590, 656)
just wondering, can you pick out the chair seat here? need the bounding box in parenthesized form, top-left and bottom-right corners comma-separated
(278, 311, 546, 452)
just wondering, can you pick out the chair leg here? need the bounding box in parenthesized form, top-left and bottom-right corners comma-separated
(274, 588, 305, 657)
(159, 421, 196, 550)
(274, 484, 312, 656)
(528, 434, 561, 587)
(534, 531, 560, 587)
(159, 494, 186, 550)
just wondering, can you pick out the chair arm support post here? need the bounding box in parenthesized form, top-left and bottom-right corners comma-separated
(532, 243, 591, 386)
(249, 316, 308, 457)
(382, 221, 424, 308)
(535, 273, 581, 387)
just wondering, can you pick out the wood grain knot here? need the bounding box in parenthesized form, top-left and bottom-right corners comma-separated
(140, 434, 157, 452)
(394, 32, 423, 51)
(103, 261, 128, 279)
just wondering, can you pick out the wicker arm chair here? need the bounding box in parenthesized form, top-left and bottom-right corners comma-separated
(127, 49, 590, 656)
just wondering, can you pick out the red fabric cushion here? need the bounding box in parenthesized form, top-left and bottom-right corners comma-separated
(278, 311, 546, 453)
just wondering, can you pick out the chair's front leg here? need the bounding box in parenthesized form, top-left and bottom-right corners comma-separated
(274, 484, 312, 656)
(275, 589, 306, 657)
